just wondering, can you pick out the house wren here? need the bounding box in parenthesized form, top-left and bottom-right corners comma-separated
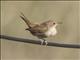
(20, 12, 59, 45)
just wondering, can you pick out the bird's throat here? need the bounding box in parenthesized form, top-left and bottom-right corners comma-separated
(45, 26, 57, 36)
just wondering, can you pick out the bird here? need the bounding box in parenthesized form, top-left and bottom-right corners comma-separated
(19, 12, 60, 45)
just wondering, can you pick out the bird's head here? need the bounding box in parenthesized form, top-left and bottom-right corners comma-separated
(47, 20, 62, 28)
(47, 20, 58, 28)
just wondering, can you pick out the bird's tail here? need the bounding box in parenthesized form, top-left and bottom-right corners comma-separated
(19, 12, 32, 28)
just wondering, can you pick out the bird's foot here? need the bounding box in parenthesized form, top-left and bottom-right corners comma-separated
(40, 39, 48, 46)
(44, 40, 48, 46)
(40, 39, 44, 45)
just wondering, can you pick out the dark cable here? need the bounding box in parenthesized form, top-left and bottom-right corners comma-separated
(0, 35, 80, 49)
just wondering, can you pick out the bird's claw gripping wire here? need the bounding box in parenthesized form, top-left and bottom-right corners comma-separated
(40, 39, 48, 46)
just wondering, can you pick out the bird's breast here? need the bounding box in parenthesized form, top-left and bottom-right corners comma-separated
(45, 27, 57, 36)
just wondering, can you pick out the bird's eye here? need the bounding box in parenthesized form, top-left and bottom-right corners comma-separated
(53, 23, 55, 24)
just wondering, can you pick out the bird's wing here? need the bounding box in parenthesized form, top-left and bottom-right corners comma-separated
(31, 20, 54, 32)
(30, 24, 48, 33)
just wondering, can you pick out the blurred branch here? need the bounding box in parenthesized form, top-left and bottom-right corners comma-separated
(0, 35, 80, 49)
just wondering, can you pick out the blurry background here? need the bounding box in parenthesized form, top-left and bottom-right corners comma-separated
(1, 1, 80, 60)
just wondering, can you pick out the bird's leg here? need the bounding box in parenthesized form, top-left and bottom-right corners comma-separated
(43, 38, 48, 46)
(41, 38, 48, 46)
(40, 39, 45, 45)
(45, 40, 48, 46)
(40, 39, 44, 45)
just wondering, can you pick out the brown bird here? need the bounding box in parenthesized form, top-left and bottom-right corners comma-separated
(20, 12, 59, 45)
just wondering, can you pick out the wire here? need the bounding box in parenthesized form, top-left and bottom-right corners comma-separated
(0, 35, 80, 49)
